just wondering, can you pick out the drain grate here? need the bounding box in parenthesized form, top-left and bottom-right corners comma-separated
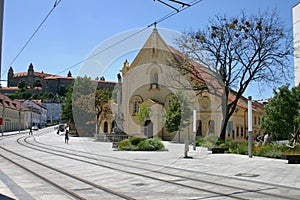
(235, 173, 259, 177)
(132, 183, 146, 186)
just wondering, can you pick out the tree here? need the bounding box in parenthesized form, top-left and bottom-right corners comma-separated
(95, 88, 112, 134)
(58, 85, 68, 97)
(61, 82, 74, 123)
(18, 80, 26, 89)
(165, 93, 192, 141)
(261, 84, 300, 140)
(33, 78, 42, 87)
(136, 103, 150, 127)
(165, 95, 181, 132)
(176, 10, 292, 140)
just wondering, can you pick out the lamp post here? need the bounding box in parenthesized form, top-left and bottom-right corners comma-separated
(0, 0, 4, 136)
(248, 96, 253, 158)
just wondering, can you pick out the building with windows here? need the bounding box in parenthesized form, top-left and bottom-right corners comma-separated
(0, 94, 25, 132)
(293, 2, 300, 86)
(98, 28, 264, 142)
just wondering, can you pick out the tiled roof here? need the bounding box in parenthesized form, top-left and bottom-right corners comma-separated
(168, 42, 265, 112)
(0, 94, 20, 110)
(13, 71, 54, 78)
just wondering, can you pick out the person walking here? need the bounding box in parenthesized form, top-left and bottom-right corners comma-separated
(29, 127, 33, 135)
(65, 125, 69, 144)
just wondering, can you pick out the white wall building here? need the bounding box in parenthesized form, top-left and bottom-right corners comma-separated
(23, 100, 48, 128)
(293, 2, 300, 86)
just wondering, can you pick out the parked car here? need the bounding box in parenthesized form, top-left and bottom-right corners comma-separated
(32, 126, 39, 130)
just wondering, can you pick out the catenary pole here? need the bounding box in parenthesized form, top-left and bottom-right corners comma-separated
(248, 96, 253, 158)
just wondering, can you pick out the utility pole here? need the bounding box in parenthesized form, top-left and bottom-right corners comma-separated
(248, 96, 253, 158)
(18, 101, 21, 133)
(0, 0, 4, 83)
(0, 0, 4, 136)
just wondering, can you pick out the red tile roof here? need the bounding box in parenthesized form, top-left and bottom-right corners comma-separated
(13, 71, 54, 78)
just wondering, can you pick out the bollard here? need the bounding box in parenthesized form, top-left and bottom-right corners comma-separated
(184, 140, 189, 158)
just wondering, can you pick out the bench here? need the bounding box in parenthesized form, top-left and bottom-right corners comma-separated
(208, 147, 229, 154)
(283, 154, 300, 164)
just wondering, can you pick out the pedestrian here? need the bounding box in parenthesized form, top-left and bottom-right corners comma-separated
(29, 127, 33, 135)
(65, 125, 69, 144)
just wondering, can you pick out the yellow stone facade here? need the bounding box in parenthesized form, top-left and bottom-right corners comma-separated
(99, 29, 264, 142)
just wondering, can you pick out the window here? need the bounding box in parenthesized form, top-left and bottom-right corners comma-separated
(150, 69, 158, 89)
(254, 116, 257, 125)
(133, 100, 140, 113)
(131, 96, 143, 115)
(236, 127, 239, 137)
(241, 127, 244, 137)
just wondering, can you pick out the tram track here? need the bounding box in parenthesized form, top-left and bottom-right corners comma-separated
(1, 132, 136, 200)
(11, 131, 300, 200)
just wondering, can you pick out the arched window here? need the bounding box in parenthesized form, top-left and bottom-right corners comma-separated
(131, 96, 143, 115)
(104, 121, 108, 133)
(150, 68, 158, 89)
(133, 99, 140, 113)
(196, 120, 202, 136)
(208, 120, 215, 134)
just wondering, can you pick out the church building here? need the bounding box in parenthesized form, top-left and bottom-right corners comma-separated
(99, 28, 265, 142)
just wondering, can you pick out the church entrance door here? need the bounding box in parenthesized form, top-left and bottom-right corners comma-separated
(144, 120, 153, 138)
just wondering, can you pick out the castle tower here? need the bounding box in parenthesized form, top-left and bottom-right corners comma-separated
(7, 66, 14, 87)
(27, 63, 35, 86)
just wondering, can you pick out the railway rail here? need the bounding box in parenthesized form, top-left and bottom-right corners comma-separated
(1, 128, 299, 199)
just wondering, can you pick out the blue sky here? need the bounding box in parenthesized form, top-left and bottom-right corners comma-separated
(2, 0, 299, 99)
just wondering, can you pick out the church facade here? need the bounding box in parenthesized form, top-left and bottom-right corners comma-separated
(99, 28, 265, 142)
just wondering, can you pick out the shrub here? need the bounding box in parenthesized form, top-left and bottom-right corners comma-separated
(118, 137, 165, 151)
(196, 138, 204, 146)
(118, 139, 131, 150)
(136, 138, 165, 151)
(283, 145, 300, 155)
(205, 136, 219, 144)
(229, 141, 248, 155)
(253, 144, 287, 158)
(129, 137, 146, 146)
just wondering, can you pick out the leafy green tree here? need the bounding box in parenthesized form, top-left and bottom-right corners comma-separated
(261, 84, 300, 140)
(136, 103, 150, 127)
(61, 81, 74, 123)
(18, 80, 26, 89)
(165, 93, 192, 141)
(177, 10, 292, 140)
(165, 95, 181, 133)
(95, 88, 112, 134)
(33, 78, 42, 87)
(58, 85, 68, 97)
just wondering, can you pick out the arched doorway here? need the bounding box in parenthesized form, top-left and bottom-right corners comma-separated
(144, 120, 153, 138)
(104, 121, 108, 133)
